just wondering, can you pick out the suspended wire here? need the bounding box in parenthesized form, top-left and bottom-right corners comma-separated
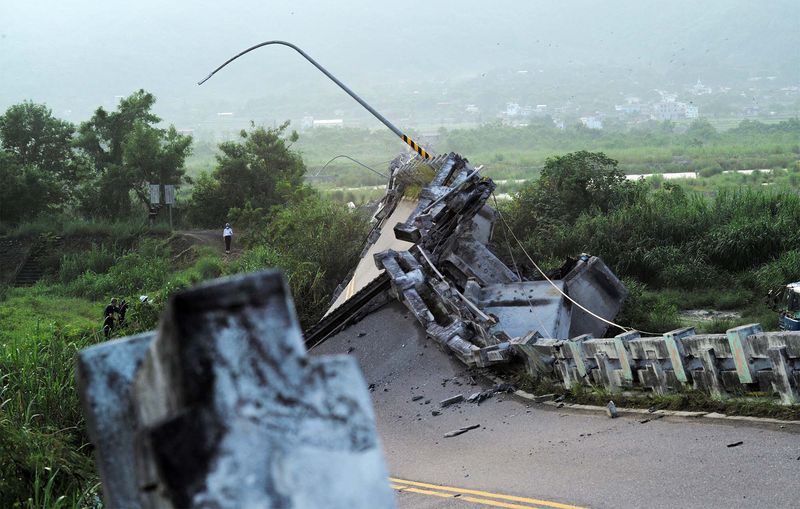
(496, 208, 556, 338)
(313, 154, 391, 178)
(490, 193, 663, 337)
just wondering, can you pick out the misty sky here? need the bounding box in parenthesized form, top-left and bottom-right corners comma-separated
(2, 0, 798, 128)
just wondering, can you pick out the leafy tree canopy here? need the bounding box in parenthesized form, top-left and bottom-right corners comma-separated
(0, 102, 81, 222)
(0, 102, 75, 172)
(75, 90, 192, 219)
(187, 122, 309, 226)
(509, 151, 640, 237)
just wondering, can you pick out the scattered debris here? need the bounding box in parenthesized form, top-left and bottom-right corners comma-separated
(347, 346, 355, 353)
(440, 394, 464, 407)
(554, 395, 565, 403)
(727, 441, 744, 448)
(464, 383, 517, 405)
(432, 410, 442, 416)
(680, 309, 742, 322)
(357, 332, 367, 337)
(444, 424, 481, 438)
(467, 390, 494, 404)
(639, 415, 664, 424)
(556, 403, 565, 408)
(493, 383, 516, 393)
(411, 395, 424, 402)
(606, 401, 618, 418)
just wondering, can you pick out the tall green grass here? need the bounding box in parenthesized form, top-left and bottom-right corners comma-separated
(505, 171, 800, 333)
(0, 240, 227, 506)
(539, 187, 800, 288)
(3, 216, 170, 238)
(0, 290, 101, 507)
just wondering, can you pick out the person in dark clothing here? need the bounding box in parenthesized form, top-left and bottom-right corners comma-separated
(103, 298, 119, 338)
(102, 314, 114, 338)
(118, 299, 129, 325)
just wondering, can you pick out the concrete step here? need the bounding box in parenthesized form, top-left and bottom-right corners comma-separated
(12, 237, 64, 287)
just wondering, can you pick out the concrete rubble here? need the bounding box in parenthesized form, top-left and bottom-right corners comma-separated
(309, 152, 800, 405)
(77, 270, 395, 509)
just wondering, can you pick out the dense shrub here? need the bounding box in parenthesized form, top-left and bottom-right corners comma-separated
(514, 178, 800, 290)
(228, 245, 327, 327)
(226, 196, 370, 327)
(504, 150, 800, 333)
(59, 244, 118, 283)
(64, 239, 171, 301)
(749, 250, 800, 293)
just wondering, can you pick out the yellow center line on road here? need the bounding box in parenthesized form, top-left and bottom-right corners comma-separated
(394, 484, 458, 499)
(390, 477, 587, 509)
(393, 483, 544, 508)
(393, 483, 551, 509)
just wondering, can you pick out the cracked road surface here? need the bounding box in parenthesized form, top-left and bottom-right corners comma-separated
(313, 302, 800, 509)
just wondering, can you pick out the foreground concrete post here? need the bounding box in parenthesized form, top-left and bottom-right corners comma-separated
(78, 270, 395, 509)
(76, 333, 155, 508)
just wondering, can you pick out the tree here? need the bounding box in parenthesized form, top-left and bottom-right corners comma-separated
(186, 122, 309, 226)
(123, 123, 193, 205)
(684, 118, 718, 147)
(75, 90, 191, 219)
(75, 90, 159, 170)
(0, 152, 57, 223)
(0, 102, 75, 172)
(509, 151, 640, 238)
(0, 102, 81, 223)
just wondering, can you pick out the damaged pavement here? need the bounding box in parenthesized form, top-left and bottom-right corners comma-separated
(313, 299, 800, 509)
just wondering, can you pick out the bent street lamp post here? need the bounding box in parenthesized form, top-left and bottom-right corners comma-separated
(198, 40, 433, 160)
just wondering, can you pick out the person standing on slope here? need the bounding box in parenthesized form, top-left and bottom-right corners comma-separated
(223, 223, 233, 254)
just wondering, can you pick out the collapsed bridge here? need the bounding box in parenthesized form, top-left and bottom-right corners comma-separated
(307, 152, 800, 405)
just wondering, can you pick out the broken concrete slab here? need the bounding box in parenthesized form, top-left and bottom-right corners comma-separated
(78, 270, 395, 509)
(75, 333, 155, 509)
(440, 394, 465, 407)
(444, 424, 481, 438)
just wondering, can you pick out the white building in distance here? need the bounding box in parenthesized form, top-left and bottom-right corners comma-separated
(312, 119, 344, 129)
(580, 116, 603, 129)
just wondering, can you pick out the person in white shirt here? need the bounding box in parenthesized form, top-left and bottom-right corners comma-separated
(223, 223, 233, 254)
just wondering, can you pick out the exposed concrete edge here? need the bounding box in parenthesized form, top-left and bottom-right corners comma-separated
(487, 374, 800, 426)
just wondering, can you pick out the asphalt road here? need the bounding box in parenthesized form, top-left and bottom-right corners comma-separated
(313, 302, 800, 509)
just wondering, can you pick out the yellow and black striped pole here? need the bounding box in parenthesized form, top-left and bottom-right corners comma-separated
(199, 40, 433, 160)
(401, 134, 431, 160)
